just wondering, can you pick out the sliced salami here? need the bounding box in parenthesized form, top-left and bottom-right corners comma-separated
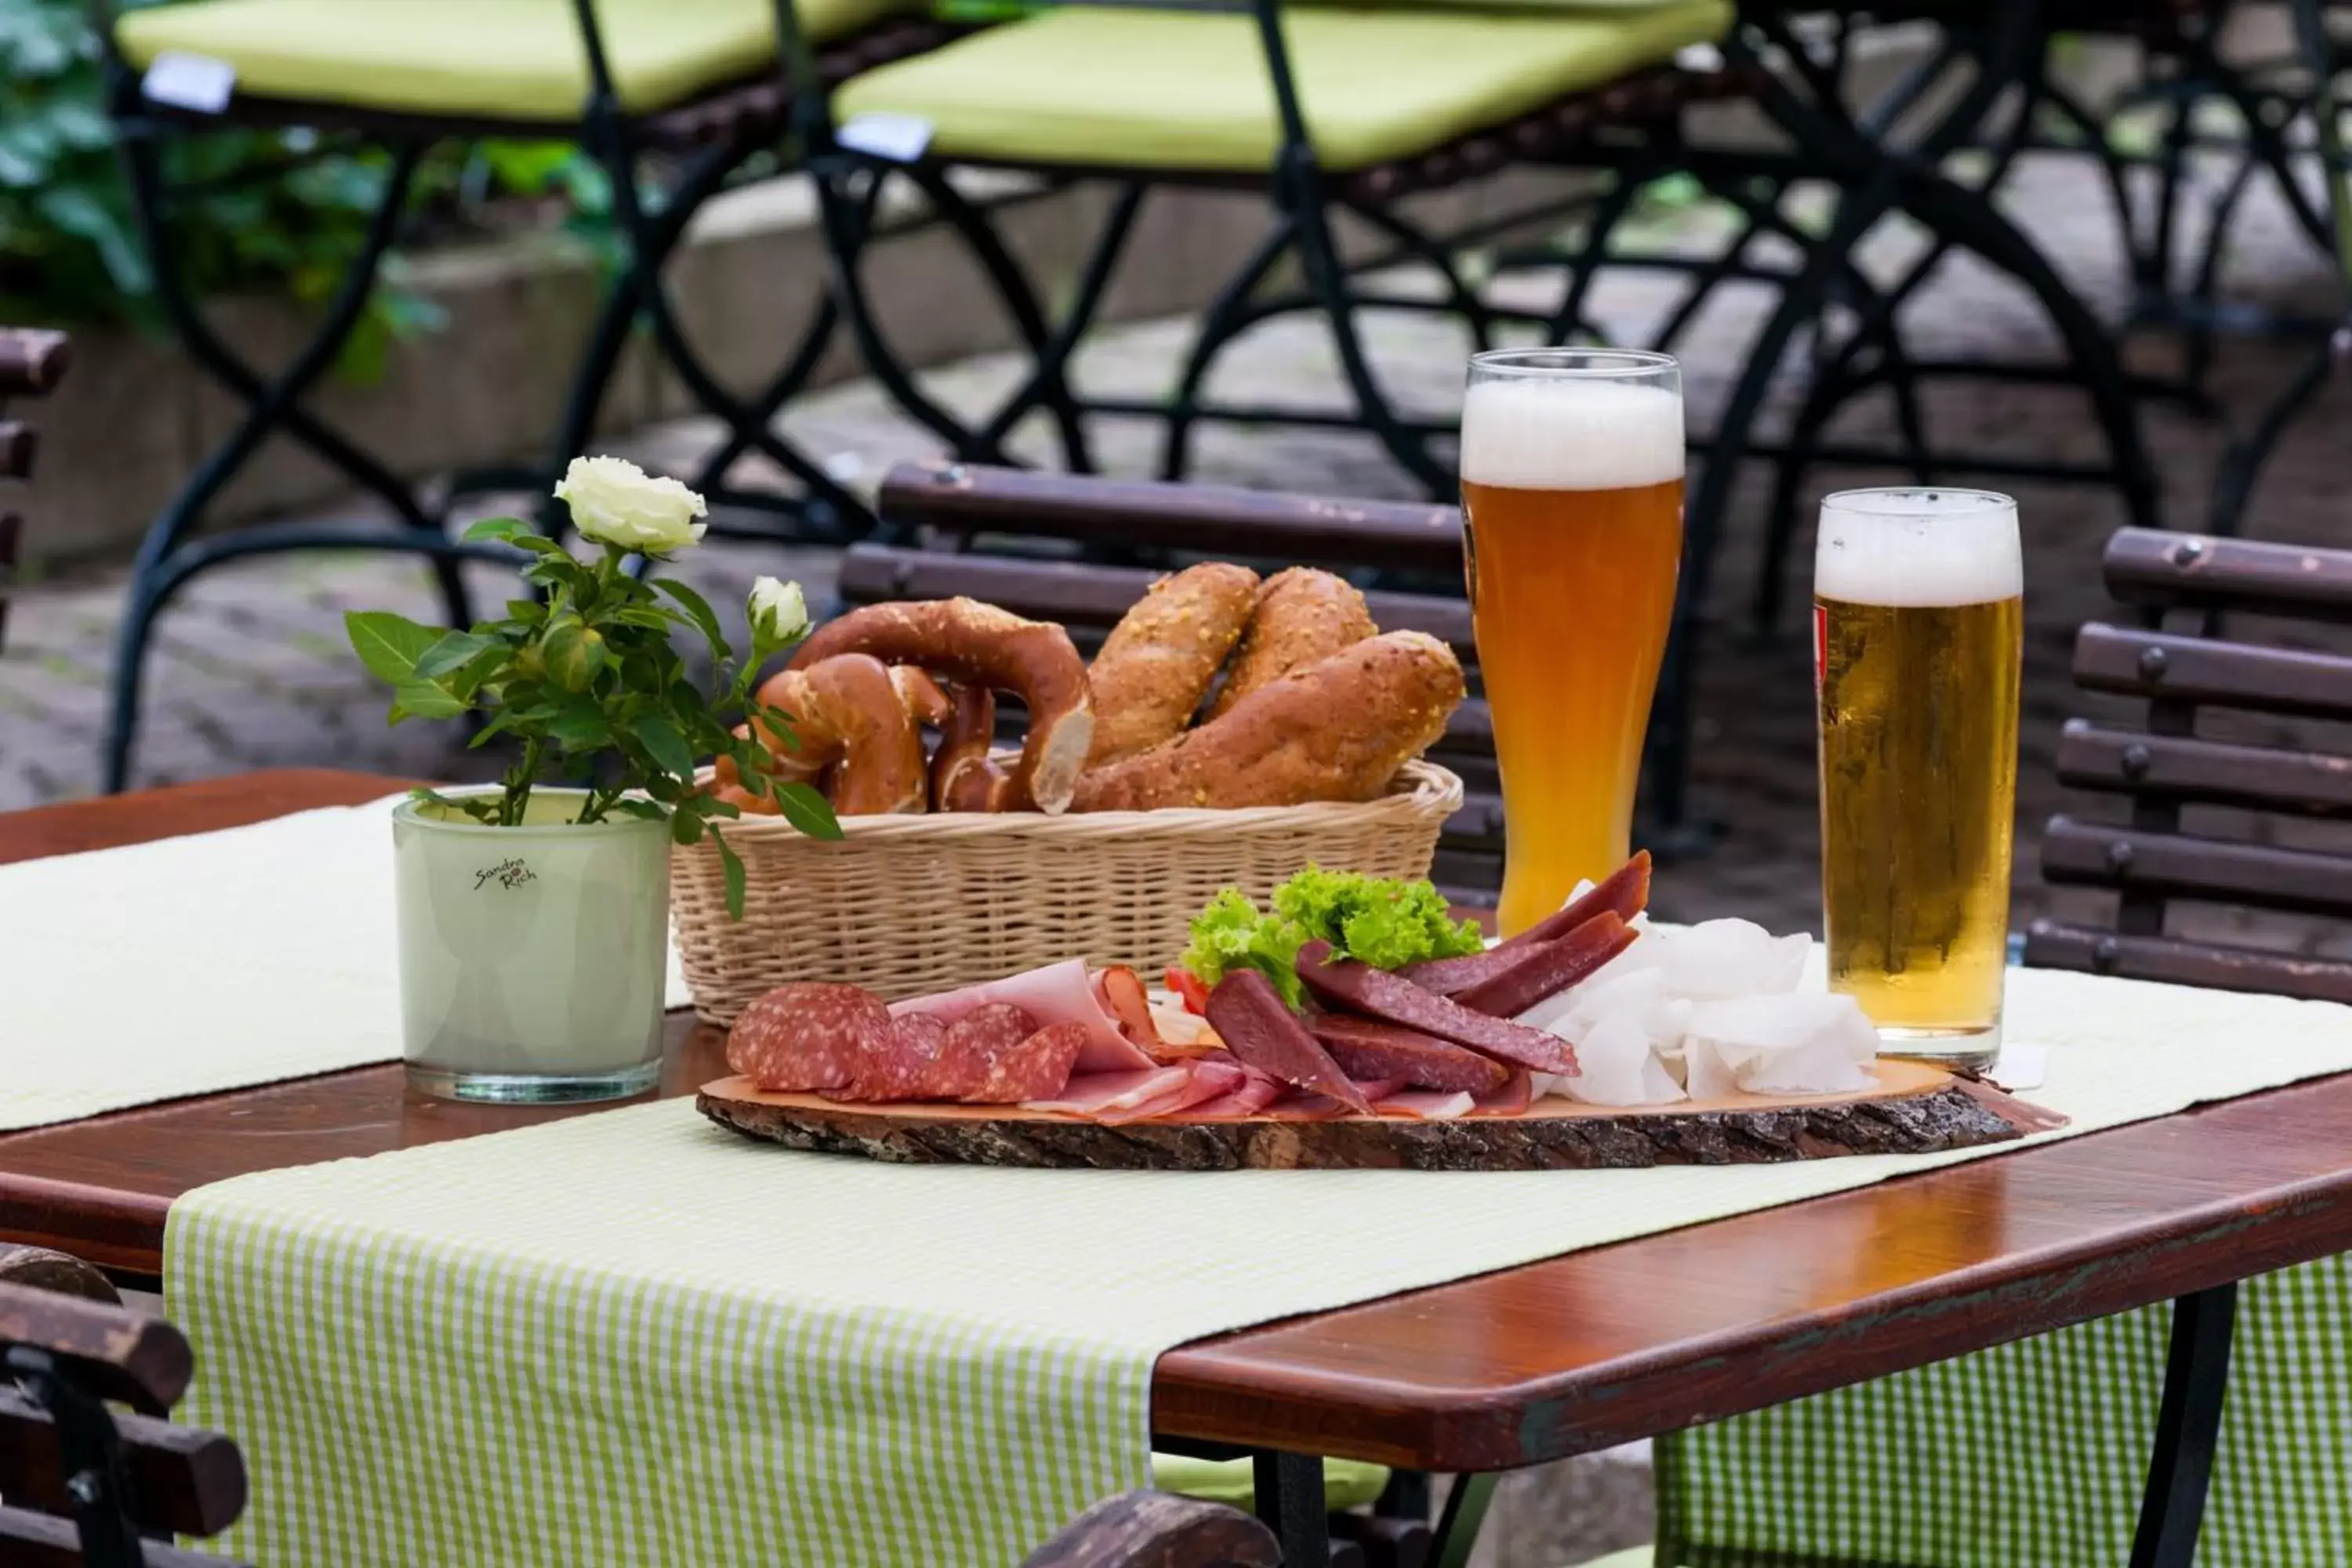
(930, 1003, 1040, 1100)
(831, 1013, 953, 1102)
(1294, 942, 1577, 1076)
(1203, 969, 1370, 1113)
(965, 1020, 1087, 1104)
(1305, 1016, 1510, 1093)
(727, 983, 893, 1094)
(1454, 913, 1636, 1018)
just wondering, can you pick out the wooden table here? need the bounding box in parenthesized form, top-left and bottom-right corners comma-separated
(9, 772, 2350, 1567)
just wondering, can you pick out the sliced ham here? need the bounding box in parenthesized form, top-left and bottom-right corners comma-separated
(1094, 966, 1177, 1055)
(1024, 1065, 1192, 1118)
(1470, 1070, 1533, 1116)
(1098, 1058, 1247, 1124)
(893, 958, 1156, 1074)
(1379, 1090, 1476, 1120)
(1187, 1070, 1287, 1120)
(1271, 1079, 1406, 1120)
(1294, 942, 1577, 1076)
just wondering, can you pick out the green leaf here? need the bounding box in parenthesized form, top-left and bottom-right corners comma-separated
(463, 516, 532, 543)
(542, 619, 607, 692)
(345, 609, 441, 686)
(608, 799, 668, 822)
(388, 680, 468, 724)
(466, 710, 520, 749)
(670, 808, 705, 846)
(773, 781, 844, 841)
(652, 578, 731, 665)
(505, 599, 547, 624)
(630, 713, 695, 778)
(413, 630, 498, 681)
(713, 828, 749, 920)
(546, 700, 611, 751)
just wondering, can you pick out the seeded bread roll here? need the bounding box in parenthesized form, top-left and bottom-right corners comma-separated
(1084, 562, 1261, 766)
(1205, 567, 1377, 721)
(1073, 631, 1463, 811)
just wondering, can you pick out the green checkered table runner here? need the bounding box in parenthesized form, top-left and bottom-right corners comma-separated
(165, 967, 2352, 1566)
(1657, 1255, 2352, 1566)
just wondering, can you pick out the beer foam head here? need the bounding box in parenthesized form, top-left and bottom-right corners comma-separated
(1815, 489, 2022, 607)
(1461, 378, 1684, 492)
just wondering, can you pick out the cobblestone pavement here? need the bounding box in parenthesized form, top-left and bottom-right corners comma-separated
(6, 156, 2351, 962)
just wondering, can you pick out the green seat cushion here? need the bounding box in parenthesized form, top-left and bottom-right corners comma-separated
(116, 0, 902, 122)
(1149, 1452, 1392, 1512)
(833, 1, 1731, 173)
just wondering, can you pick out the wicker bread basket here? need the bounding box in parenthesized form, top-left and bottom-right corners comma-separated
(670, 760, 1464, 1024)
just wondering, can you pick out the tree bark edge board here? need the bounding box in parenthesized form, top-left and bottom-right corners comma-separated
(695, 1062, 2049, 1171)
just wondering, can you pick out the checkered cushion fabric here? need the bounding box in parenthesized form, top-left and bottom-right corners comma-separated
(1657, 1256, 2352, 1566)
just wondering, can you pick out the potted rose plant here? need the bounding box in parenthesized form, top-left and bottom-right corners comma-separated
(347, 456, 841, 1103)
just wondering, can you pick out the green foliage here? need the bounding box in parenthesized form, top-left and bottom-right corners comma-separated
(0, 0, 598, 376)
(347, 528, 844, 916)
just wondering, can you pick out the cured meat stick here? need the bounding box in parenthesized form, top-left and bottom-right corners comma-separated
(1454, 913, 1636, 1018)
(1305, 1016, 1512, 1093)
(1294, 942, 1577, 1076)
(1203, 970, 1372, 1114)
(1501, 851, 1652, 952)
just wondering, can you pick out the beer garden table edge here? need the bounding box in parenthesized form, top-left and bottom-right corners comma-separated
(5, 772, 2350, 1566)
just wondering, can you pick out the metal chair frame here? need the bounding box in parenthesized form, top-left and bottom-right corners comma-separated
(87, 0, 957, 792)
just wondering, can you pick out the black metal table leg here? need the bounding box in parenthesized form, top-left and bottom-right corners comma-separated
(1252, 1449, 1330, 1567)
(1429, 1472, 1497, 1568)
(2128, 1281, 2238, 1568)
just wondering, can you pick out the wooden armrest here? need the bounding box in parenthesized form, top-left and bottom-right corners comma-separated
(0, 329, 69, 398)
(1022, 1491, 1282, 1567)
(0, 1281, 192, 1413)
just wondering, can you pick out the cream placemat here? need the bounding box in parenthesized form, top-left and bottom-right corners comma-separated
(166, 967, 2352, 1567)
(0, 798, 691, 1133)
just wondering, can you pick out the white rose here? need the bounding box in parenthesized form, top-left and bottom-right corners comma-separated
(749, 577, 809, 644)
(554, 456, 707, 556)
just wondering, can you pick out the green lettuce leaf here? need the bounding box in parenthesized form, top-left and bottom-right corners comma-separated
(1178, 867, 1486, 1011)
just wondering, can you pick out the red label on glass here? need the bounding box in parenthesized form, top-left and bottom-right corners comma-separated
(1813, 601, 1828, 690)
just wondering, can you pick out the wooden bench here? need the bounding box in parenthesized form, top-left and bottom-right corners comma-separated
(0, 328, 69, 656)
(0, 1270, 249, 1567)
(863, 461, 1504, 903)
(2025, 527, 2352, 998)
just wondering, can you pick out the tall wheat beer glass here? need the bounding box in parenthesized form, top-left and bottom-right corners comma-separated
(1815, 488, 2023, 1070)
(1461, 349, 1685, 935)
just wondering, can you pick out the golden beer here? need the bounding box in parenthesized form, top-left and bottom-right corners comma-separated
(1815, 489, 2023, 1068)
(1461, 353, 1684, 936)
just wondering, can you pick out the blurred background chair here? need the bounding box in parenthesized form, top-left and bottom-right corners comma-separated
(1646, 521, 2352, 1567)
(88, 0, 964, 791)
(0, 328, 69, 660)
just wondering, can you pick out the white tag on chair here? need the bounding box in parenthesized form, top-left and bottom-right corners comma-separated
(141, 51, 238, 114)
(837, 112, 935, 164)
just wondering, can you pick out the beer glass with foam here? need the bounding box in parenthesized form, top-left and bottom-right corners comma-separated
(1461, 349, 1685, 936)
(1814, 488, 2023, 1070)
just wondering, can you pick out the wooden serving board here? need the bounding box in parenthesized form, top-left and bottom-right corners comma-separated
(696, 1062, 2058, 1171)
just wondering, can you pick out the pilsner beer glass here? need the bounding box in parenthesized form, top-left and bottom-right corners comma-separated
(1461, 349, 1686, 936)
(1815, 488, 2023, 1070)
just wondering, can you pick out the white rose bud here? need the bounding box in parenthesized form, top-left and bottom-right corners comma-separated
(749, 577, 809, 644)
(554, 456, 707, 556)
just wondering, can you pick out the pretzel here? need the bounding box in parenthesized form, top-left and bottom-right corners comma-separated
(931, 682, 1017, 811)
(1085, 562, 1259, 766)
(722, 653, 929, 816)
(1073, 631, 1463, 811)
(1206, 567, 1375, 721)
(891, 666, 953, 728)
(790, 599, 1094, 813)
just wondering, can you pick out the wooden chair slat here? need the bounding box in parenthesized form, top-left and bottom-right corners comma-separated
(2071, 623, 2352, 720)
(0, 1385, 247, 1538)
(0, 511, 17, 657)
(0, 1503, 246, 1568)
(0, 1282, 192, 1412)
(0, 421, 35, 483)
(2104, 527, 2352, 622)
(877, 460, 1464, 575)
(2041, 815, 2352, 916)
(0, 328, 69, 398)
(2054, 720, 2352, 817)
(2024, 920, 2352, 1006)
(1018, 1490, 1281, 1568)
